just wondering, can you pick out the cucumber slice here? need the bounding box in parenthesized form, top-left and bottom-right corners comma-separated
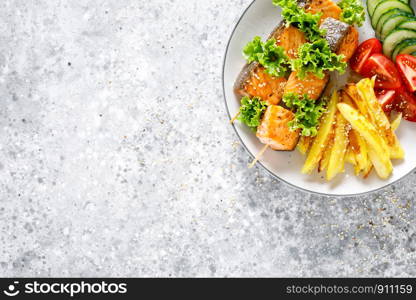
(383, 29, 416, 58)
(398, 17, 416, 30)
(372, 0, 414, 31)
(392, 39, 416, 60)
(373, 7, 399, 29)
(375, 9, 412, 35)
(368, 0, 383, 17)
(368, 0, 410, 17)
(379, 12, 415, 40)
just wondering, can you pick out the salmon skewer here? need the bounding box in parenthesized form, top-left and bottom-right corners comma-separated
(257, 3, 359, 154)
(233, 12, 309, 158)
(234, 0, 360, 165)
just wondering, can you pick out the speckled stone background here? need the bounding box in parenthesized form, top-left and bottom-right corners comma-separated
(0, 0, 415, 277)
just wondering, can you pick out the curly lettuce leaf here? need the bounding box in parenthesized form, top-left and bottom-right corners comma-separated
(338, 0, 365, 27)
(243, 37, 290, 77)
(272, 0, 325, 41)
(291, 38, 347, 79)
(237, 96, 268, 131)
(283, 93, 326, 137)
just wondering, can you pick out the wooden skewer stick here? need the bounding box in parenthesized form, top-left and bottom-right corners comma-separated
(248, 144, 269, 169)
(229, 111, 240, 124)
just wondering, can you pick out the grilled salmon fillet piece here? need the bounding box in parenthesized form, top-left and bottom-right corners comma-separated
(337, 26, 359, 62)
(306, 0, 341, 22)
(275, 25, 307, 59)
(242, 67, 288, 105)
(256, 105, 300, 151)
(283, 71, 330, 100)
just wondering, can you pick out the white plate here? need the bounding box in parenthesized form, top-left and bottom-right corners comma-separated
(223, 0, 416, 196)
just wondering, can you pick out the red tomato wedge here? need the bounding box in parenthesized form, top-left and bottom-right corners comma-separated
(350, 38, 382, 74)
(395, 88, 416, 122)
(375, 89, 396, 113)
(361, 53, 402, 89)
(396, 54, 416, 93)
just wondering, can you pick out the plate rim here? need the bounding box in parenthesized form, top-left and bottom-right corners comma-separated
(222, 0, 415, 197)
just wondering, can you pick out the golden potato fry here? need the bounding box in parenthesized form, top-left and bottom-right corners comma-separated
(356, 78, 404, 160)
(391, 113, 402, 132)
(341, 89, 372, 176)
(345, 145, 356, 165)
(389, 135, 405, 159)
(297, 136, 314, 155)
(362, 156, 373, 179)
(345, 84, 372, 120)
(326, 111, 349, 180)
(349, 129, 370, 175)
(337, 103, 393, 179)
(302, 91, 338, 174)
(388, 112, 404, 159)
(340, 89, 356, 108)
(356, 78, 390, 129)
(318, 131, 334, 173)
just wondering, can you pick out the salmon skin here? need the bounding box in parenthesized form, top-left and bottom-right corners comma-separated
(319, 17, 359, 62)
(320, 18, 350, 52)
(256, 105, 300, 151)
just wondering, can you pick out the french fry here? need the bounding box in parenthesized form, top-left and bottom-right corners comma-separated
(349, 129, 370, 175)
(318, 131, 334, 172)
(390, 134, 405, 159)
(297, 136, 314, 155)
(345, 84, 372, 121)
(337, 103, 393, 179)
(356, 78, 391, 129)
(302, 91, 338, 174)
(341, 89, 372, 176)
(345, 145, 356, 165)
(340, 89, 356, 108)
(391, 113, 402, 131)
(362, 156, 373, 178)
(344, 83, 392, 168)
(356, 78, 404, 160)
(326, 111, 349, 180)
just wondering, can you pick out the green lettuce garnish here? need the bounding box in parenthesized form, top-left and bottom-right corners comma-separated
(272, 0, 325, 41)
(291, 38, 347, 79)
(237, 96, 268, 131)
(243, 37, 290, 77)
(283, 93, 326, 137)
(338, 0, 365, 27)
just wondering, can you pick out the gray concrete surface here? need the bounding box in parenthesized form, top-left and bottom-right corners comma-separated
(0, 0, 415, 277)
